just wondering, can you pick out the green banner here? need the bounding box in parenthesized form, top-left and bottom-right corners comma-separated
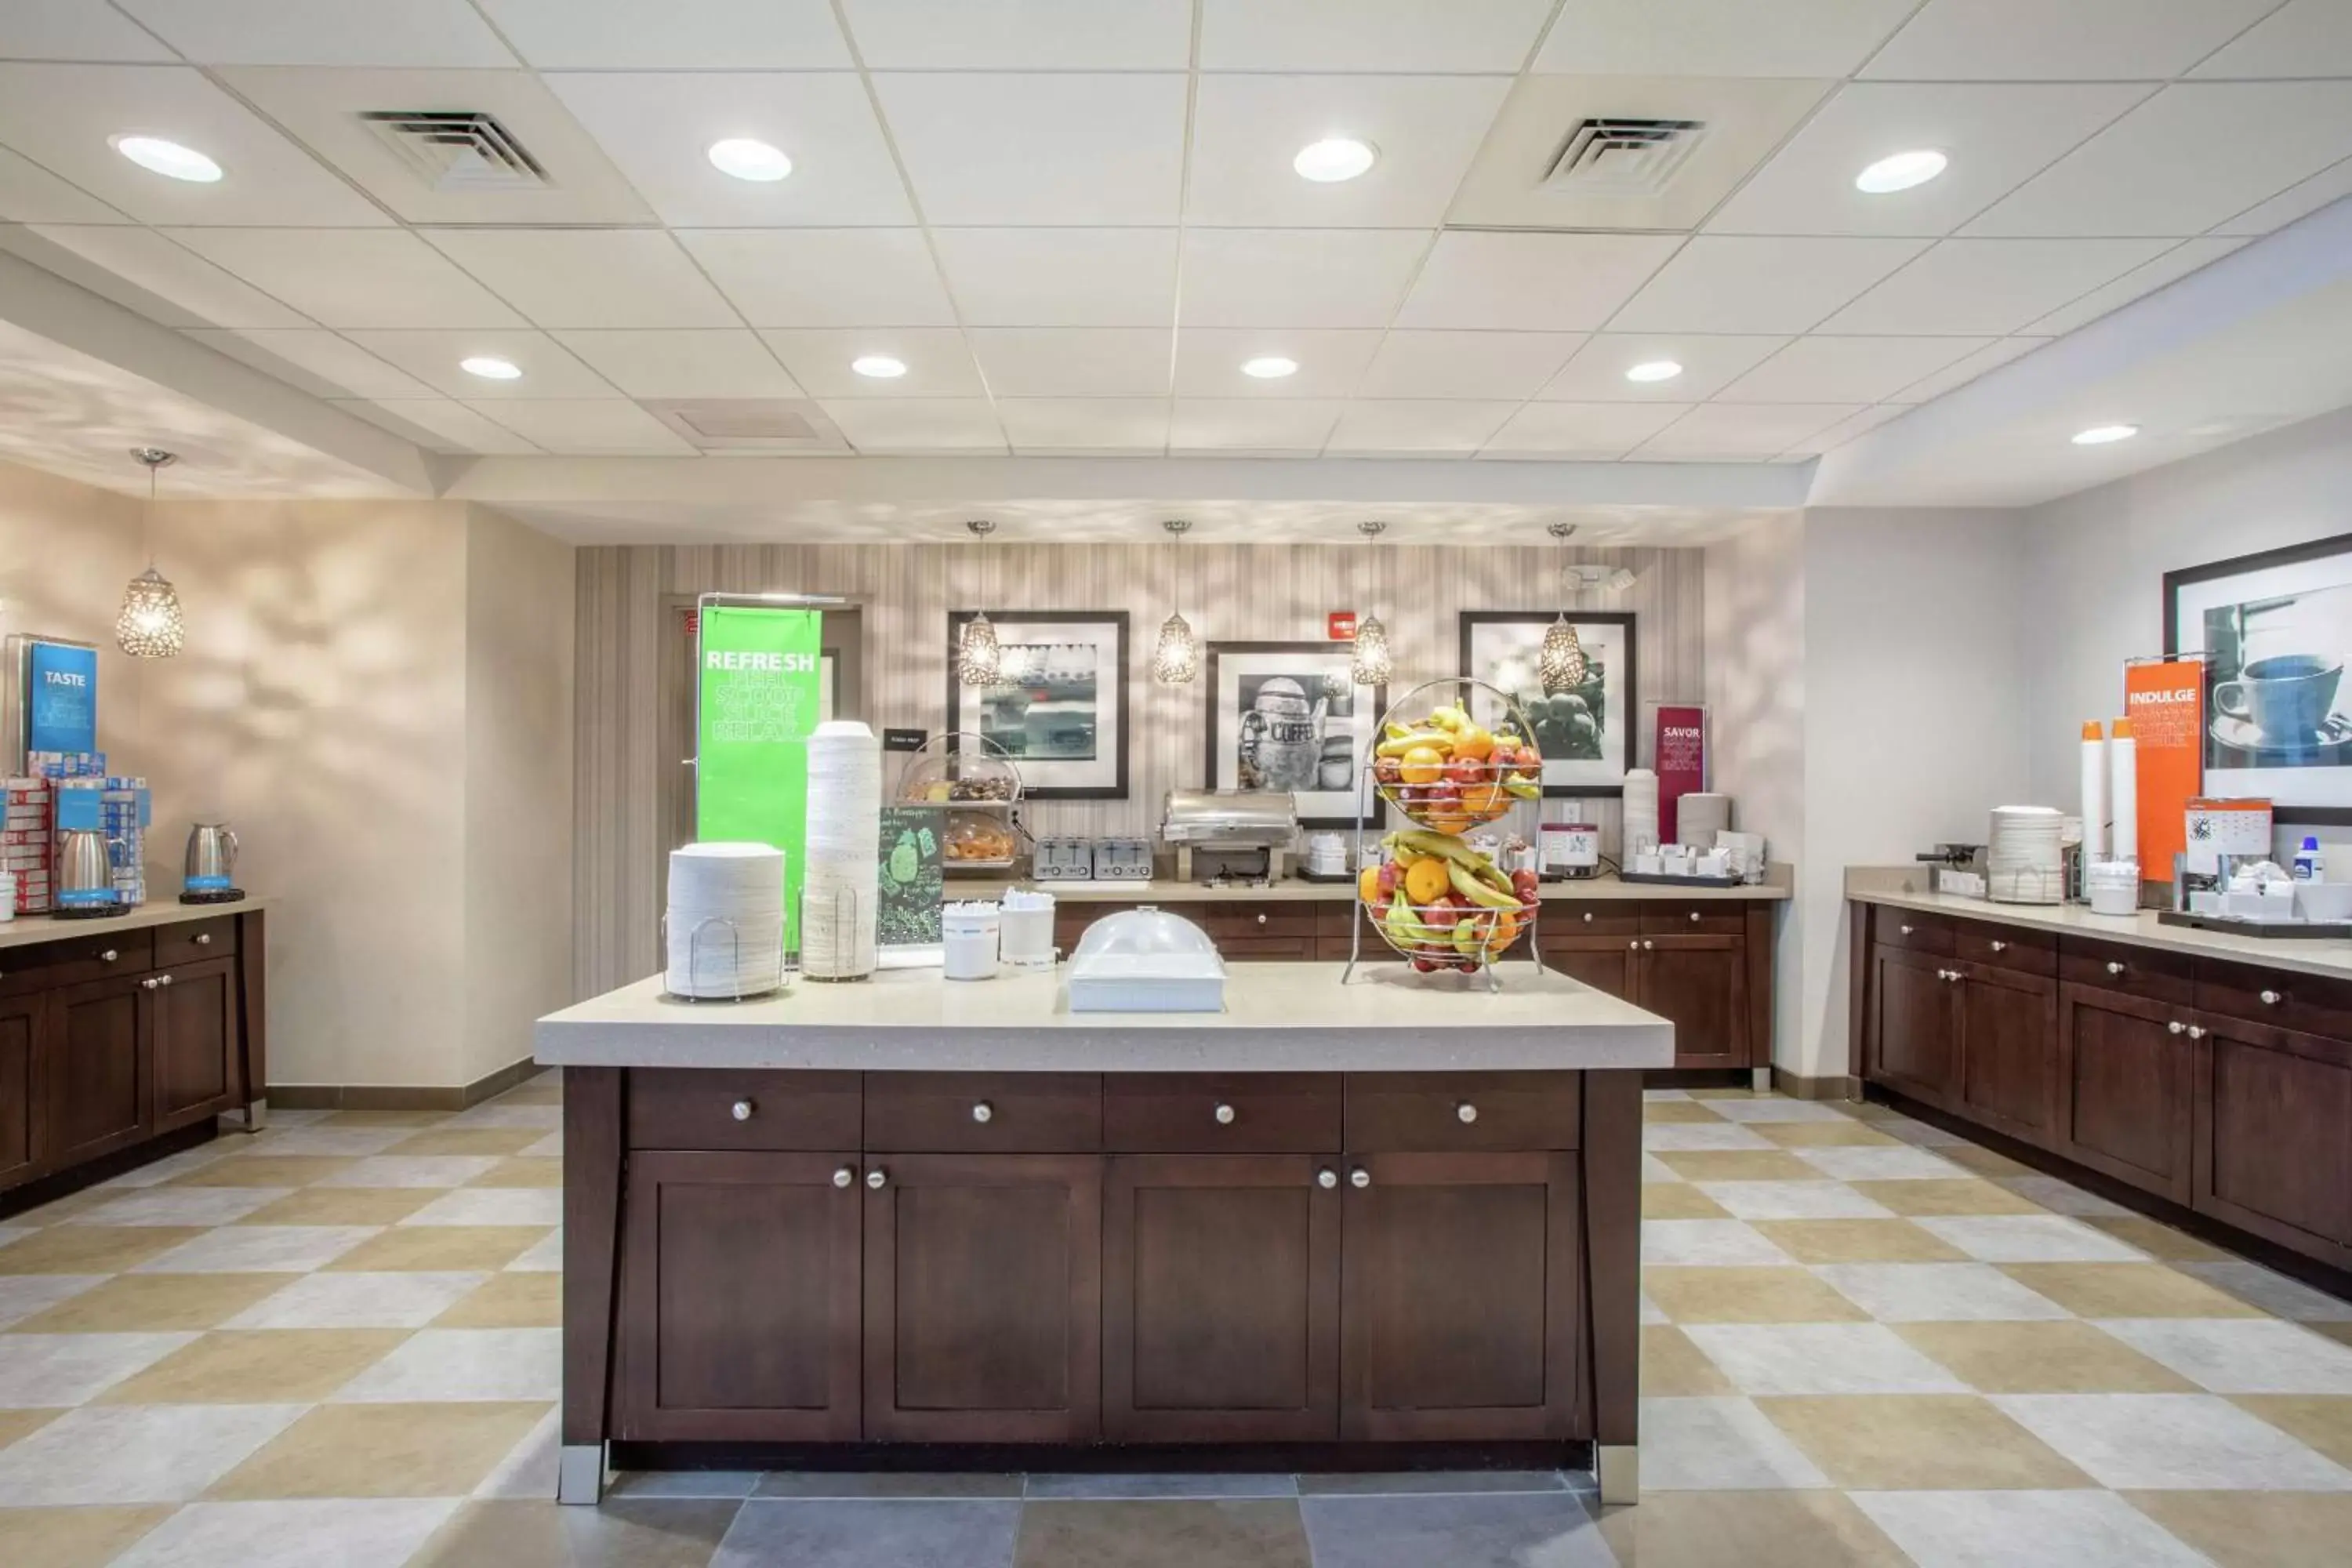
(696, 606, 825, 947)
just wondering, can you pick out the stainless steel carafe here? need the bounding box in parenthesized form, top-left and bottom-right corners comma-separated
(55, 828, 124, 917)
(184, 822, 238, 893)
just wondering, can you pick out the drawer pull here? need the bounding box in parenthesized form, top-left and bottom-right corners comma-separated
(2106, 961, 2126, 976)
(2187, 1025, 2207, 1040)
(1213, 1102, 1236, 1125)
(1316, 1168, 1338, 1189)
(2260, 989, 2281, 1007)
(1456, 1102, 1478, 1124)
(1690, 910, 1701, 924)
(140, 977, 159, 990)
(157, 974, 173, 987)
(1348, 1167, 1371, 1189)
(1900, 924, 1915, 936)
(1582, 911, 1594, 924)
(1255, 912, 1269, 927)
(1642, 939, 1655, 951)
(101, 949, 118, 963)
(833, 1167, 854, 1189)
(2168, 1021, 2185, 1035)
(971, 1101, 993, 1123)
(866, 1167, 888, 1189)
(194, 932, 212, 946)
(1628, 939, 1639, 950)
(1990, 940, 2007, 953)
(731, 1098, 755, 1122)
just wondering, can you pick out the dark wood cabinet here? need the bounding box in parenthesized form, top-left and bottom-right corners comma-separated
(0, 996, 38, 1185)
(1102, 1153, 1338, 1442)
(2192, 1015, 2352, 1268)
(2054, 982, 2193, 1203)
(1870, 947, 1959, 1104)
(1954, 960, 2056, 1146)
(1542, 937, 1639, 1000)
(152, 958, 238, 1134)
(1636, 937, 1747, 1065)
(44, 972, 151, 1168)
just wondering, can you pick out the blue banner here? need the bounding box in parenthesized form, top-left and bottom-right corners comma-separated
(27, 641, 97, 756)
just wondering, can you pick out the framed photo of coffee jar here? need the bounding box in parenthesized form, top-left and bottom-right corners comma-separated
(2165, 531, 2352, 824)
(1204, 641, 1385, 827)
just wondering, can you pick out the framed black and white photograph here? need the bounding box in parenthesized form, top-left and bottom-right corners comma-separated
(2165, 532, 2352, 823)
(946, 612, 1129, 799)
(1458, 612, 1637, 797)
(1204, 641, 1385, 827)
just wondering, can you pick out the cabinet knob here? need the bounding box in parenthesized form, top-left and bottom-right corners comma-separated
(1316, 1168, 1338, 1189)
(2106, 961, 2126, 976)
(1255, 912, 1269, 927)
(730, 1098, 754, 1122)
(1456, 1102, 1478, 1124)
(140, 977, 158, 990)
(2187, 1025, 2207, 1040)
(193, 932, 212, 946)
(100, 949, 118, 963)
(1690, 910, 1701, 924)
(1990, 940, 2007, 953)
(1582, 911, 1594, 924)
(833, 1167, 854, 1189)
(2260, 989, 2281, 1007)
(1213, 1102, 1236, 1125)
(971, 1101, 993, 1123)
(866, 1167, 888, 1189)
(1348, 1168, 1371, 1189)
(1900, 924, 1915, 936)
(1643, 939, 1655, 951)
(2168, 1021, 2186, 1035)
(157, 974, 172, 987)
(1628, 938, 1639, 949)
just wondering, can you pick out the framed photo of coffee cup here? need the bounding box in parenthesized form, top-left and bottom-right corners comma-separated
(2165, 532, 2352, 824)
(1205, 641, 1385, 827)
(1457, 612, 1637, 797)
(946, 612, 1128, 799)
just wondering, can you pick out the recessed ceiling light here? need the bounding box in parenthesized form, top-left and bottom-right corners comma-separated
(2072, 423, 2139, 445)
(460, 355, 522, 381)
(851, 354, 907, 379)
(706, 137, 792, 183)
(1854, 149, 1947, 194)
(1294, 137, 1377, 183)
(1624, 360, 1683, 383)
(111, 135, 221, 183)
(1241, 356, 1299, 379)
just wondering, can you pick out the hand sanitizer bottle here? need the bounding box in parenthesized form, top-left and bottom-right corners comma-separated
(2294, 835, 2324, 881)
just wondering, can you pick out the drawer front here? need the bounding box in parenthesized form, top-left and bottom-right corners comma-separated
(1872, 906, 1953, 956)
(1345, 1072, 1581, 1152)
(44, 929, 155, 989)
(2060, 935, 2194, 1007)
(1541, 906, 1642, 941)
(627, 1068, 861, 1152)
(1105, 1073, 1342, 1152)
(155, 916, 238, 969)
(2198, 961, 2352, 1043)
(1639, 902, 1746, 937)
(1189, 902, 1322, 942)
(865, 1071, 1101, 1152)
(1953, 920, 2055, 978)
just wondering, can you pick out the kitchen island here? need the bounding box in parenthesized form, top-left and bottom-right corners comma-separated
(537, 963, 1670, 1506)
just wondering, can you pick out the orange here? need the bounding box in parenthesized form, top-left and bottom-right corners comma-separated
(1461, 782, 1507, 818)
(1357, 864, 1382, 905)
(1402, 857, 1451, 907)
(1399, 745, 1446, 786)
(1486, 910, 1522, 954)
(1453, 726, 1494, 762)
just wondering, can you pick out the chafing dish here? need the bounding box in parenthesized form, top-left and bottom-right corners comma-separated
(1160, 788, 1298, 886)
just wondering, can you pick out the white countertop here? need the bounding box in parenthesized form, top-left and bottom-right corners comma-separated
(961, 865, 1791, 905)
(536, 962, 1674, 1073)
(1846, 866, 2352, 982)
(0, 896, 267, 953)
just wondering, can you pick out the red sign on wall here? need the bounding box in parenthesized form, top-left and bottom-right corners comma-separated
(1327, 611, 1358, 641)
(1653, 705, 1707, 844)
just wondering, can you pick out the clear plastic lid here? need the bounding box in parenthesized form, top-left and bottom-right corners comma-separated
(1070, 906, 1221, 966)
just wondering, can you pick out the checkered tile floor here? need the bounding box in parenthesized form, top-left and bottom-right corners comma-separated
(0, 1076, 2346, 1566)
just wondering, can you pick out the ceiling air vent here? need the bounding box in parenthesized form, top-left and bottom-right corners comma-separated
(1544, 118, 1707, 197)
(360, 111, 548, 192)
(642, 401, 851, 452)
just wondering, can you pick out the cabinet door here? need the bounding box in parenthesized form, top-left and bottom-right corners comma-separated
(1955, 961, 2056, 1147)
(1637, 936, 1747, 1067)
(1542, 937, 1639, 1000)
(44, 974, 151, 1167)
(1339, 1151, 1580, 1441)
(618, 1150, 861, 1441)
(153, 958, 238, 1134)
(1870, 948, 1959, 1105)
(0, 994, 38, 1188)
(2191, 1015, 2352, 1267)
(2054, 983, 2191, 1203)
(1103, 1154, 1338, 1442)
(863, 1152, 1100, 1443)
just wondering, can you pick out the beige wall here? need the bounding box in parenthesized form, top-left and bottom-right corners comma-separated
(0, 459, 151, 760)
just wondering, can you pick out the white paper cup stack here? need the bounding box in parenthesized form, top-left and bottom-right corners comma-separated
(1621, 768, 1661, 858)
(1989, 805, 2065, 904)
(666, 842, 786, 998)
(1677, 792, 1732, 850)
(803, 720, 882, 979)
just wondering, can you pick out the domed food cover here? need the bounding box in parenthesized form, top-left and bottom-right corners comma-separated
(1065, 907, 1226, 1013)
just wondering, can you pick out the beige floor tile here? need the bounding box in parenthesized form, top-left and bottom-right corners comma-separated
(322, 1109, 448, 1127)
(1642, 1267, 1869, 1324)
(1653, 1151, 1820, 1183)
(0, 1409, 60, 1449)
(96, 1329, 409, 1405)
(2314, 1322, 2352, 1348)
(174, 1156, 358, 1189)
(1754, 1121, 1899, 1149)
(409, 1497, 740, 1568)
(1751, 1220, 1969, 1264)
(234, 1187, 438, 1227)
(383, 1128, 546, 1158)
(1596, 1487, 1909, 1566)
(0, 1504, 172, 1567)
(325, 1226, 548, 1272)
(1642, 1326, 1735, 1396)
(0, 1225, 205, 1276)
(8, 1272, 296, 1333)
(2073, 1217, 2229, 1262)
(1933, 1144, 2036, 1179)
(495, 1083, 564, 1106)
(1999, 1262, 2266, 1319)
(1644, 1184, 1733, 1221)
(1890, 1320, 2197, 1393)
(1644, 1101, 1729, 1124)
(208, 1401, 552, 1499)
(1847, 1100, 1910, 1121)
(1687, 1087, 1760, 1100)
(1850, 1178, 2042, 1217)
(1758, 1394, 2092, 1490)
(2231, 1395, 2352, 1468)
(468, 1158, 563, 1189)
(2125, 1490, 2352, 1568)
(432, 1272, 561, 1330)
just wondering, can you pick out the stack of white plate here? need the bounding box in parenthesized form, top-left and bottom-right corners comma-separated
(804, 720, 881, 980)
(1988, 805, 2065, 905)
(666, 842, 786, 999)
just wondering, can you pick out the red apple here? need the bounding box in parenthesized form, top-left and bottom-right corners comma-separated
(1376, 862, 1399, 897)
(1422, 902, 1460, 931)
(1411, 956, 1438, 973)
(1511, 869, 1539, 902)
(1444, 756, 1484, 788)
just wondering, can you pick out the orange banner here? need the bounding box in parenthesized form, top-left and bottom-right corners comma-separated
(2124, 659, 2205, 878)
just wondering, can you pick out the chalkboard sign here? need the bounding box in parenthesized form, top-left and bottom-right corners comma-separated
(877, 805, 944, 952)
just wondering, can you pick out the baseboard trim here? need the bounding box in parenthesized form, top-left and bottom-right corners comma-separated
(270, 1055, 544, 1112)
(1773, 1067, 1861, 1102)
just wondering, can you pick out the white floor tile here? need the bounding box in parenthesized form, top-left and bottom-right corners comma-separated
(0, 1273, 105, 1329)
(446, 1103, 561, 1130)
(2096, 1318, 2352, 1394)
(1795, 1145, 1966, 1181)
(315, 1156, 501, 1189)
(1813, 1263, 2071, 1323)
(1641, 1154, 1684, 1185)
(129, 1225, 381, 1274)
(266, 1107, 332, 1126)
(223, 1271, 488, 1330)
(1875, 1118, 1973, 1148)
(1853, 1488, 2212, 1568)
(96, 1144, 237, 1189)
(1681, 1323, 1972, 1396)
(518, 1133, 564, 1158)
(1639, 1290, 1669, 1326)
(399, 1187, 562, 1228)
(505, 1230, 563, 1272)
(1699, 1181, 1896, 1221)
(1637, 1397, 1831, 1490)
(241, 1126, 414, 1157)
(0, 1225, 34, 1250)
(1641, 1220, 1793, 1267)
(0, 1403, 303, 1504)
(64, 1187, 288, 1227)
(2177, 1260, 2352, 1322)
(111, 1498, 459, 1568)
(1643, 1089, 1693, 1102)
(472, 1406, 559, 1499)
(1704, 1098, 1854, 1123)
(1997, 1176, 2132, 1218)
(1917, 1215, 2150, 1263)
(1994, 1392, 2352, 1490)
(1642, 1123, 1774, 1152)
(330, 1327, 561, 1403)
(0, 1332, 195, 1406)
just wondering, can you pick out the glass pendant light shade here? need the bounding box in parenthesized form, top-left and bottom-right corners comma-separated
(117, 566, 185, 659)
(1350, 612, 1393, 687)
(1152, 611, 1198, 684)
(956, 610, 1001, 687)
(1537, 615, 1586, 694)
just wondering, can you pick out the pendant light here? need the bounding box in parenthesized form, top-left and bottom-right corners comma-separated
(1348, 520, 1393, 688)
(1537, 521, 1587, 695)
(1151, 518, 1199, 684)
(116, 448, 185, 659)
(955, 518, 1002, 687)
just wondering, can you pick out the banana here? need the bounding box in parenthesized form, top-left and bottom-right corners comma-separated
(1374, 728, 1451, 760)
(1426, 705, 1471, 734)
(1502, 777, 1541, 800)
(1448, 860, 1521, 911)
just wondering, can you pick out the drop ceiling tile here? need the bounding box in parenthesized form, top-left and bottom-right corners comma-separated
(423, 230, 737, 329)
(467, 398, 698, 454)
(0, 65, 392, 227)
(1965, 83, 2352, 238)
(2194, 0, 2352, 78)
(2213, 157, 2352, 236)
(1328, 399, 1517, 453)
(1171, 328, 1386, 397)
(0, 2, 178, 61)
(1539, 335, 1789, 401)
(545, 72, 912, 228)
(167, 228, 524, 328)
(680, 230, 955, 327)
(24, 224, 307, 327)
(1862, 0, 2279, 80)
(0, 147, 128, 224)
(1356, 331, 1584, 401)
(996, 398, 1172, 454)
(114, 0, 514, 66)
(1178, 229, 1431, 328)
(1819, 237, 2173, 335)
(931, 229, 1178, 327)
(1706, 82, 2151, 238)
(2021, 237, 2249, 336)
(339, 396, 542, 453)
(474, 0, 851, 68)
(552, 331, 804, 400)
(843, 0, 1191, 67)
(1607, 237, 1926, 335)
(1169, 398, 1345, 453)
(1396, 231, 1684, 332)
(821, 397, 1006, 452)
(966, 328, 1172, 397)
(1481, 401, 1690, 457)
(1199, 0, 1555, 73)
(1780, 402, 1913, 455)
(342, 329, 621, 399)
(873, 74, 1186, 225)
(187, 328, 437, 398)
(759, 328, 984, 397)
(1632, 402, 1864, 459)
(1187, 74, 1511, 229)
(1718, 336, 1994, 404)
(1535, 0, 1916, 76)
(1888, 336, 2049, 401)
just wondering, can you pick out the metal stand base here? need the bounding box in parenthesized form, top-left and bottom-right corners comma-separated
(1597, 1443, 1639, 1507)
(220, 1098, 267, 1134)
(557, 1443, 604, 1505)
(1751, 1067, 1773, 1094)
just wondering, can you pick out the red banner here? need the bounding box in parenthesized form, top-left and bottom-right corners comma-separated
(1653, 705, 1707, 844)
